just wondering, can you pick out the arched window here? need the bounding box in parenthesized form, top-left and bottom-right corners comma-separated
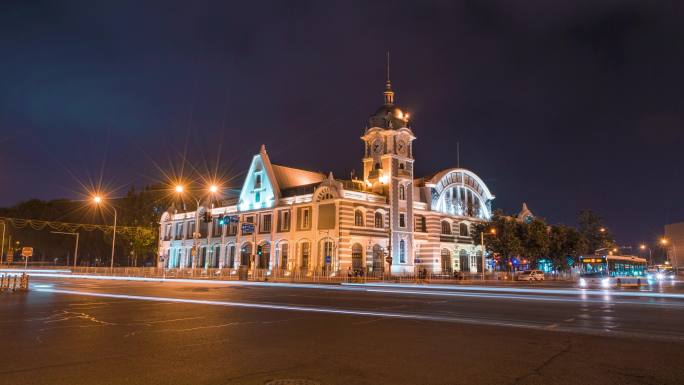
(352, 243, 364, 270)
(441, 249, 452, 273)
(374, 211, 384, 228)
(399, 185, 406, 200)
(441, 220, 451, 235)
(300, 242, 310, 269)
(399, 240, 406, 263)
(354, 210, 364, 227)
(459, 223, 469, 237)
(279, 243, 289, 270)
(225, 244, 235, 269)
(374, 163, 381, 170)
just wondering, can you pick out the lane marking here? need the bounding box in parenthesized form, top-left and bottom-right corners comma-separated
(21, 271, 684, 301)
(33, 288, 684, 342)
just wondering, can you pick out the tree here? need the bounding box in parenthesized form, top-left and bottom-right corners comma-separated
(548, 225, 585, 271)
(473, 210, 522, 270)
(577, 210, 615, 255)
(520, 218, 549, 265)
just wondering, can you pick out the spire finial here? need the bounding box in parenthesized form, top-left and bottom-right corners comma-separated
(386, 51, 391, 88)
(383, 51, 394, 105)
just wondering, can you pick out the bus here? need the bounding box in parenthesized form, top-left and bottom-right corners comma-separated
(578, 255, 648, 288)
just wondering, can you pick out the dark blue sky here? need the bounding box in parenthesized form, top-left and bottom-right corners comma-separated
(1, 0, 682, 246)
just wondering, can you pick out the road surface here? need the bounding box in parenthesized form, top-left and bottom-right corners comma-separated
(1, 276, 683, 384)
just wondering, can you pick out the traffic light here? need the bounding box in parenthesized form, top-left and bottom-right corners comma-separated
(257, 245, 263, 256)
(218, 215, 226, 226)
(204, 211, 212, 223)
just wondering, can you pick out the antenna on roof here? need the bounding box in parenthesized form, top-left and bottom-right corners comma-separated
(457, 141, 460, 168)
(383, 51, 394, 105)
(386, 51, 390, 86)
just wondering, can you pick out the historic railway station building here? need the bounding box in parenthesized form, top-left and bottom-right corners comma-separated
(158, 78, 495, 275)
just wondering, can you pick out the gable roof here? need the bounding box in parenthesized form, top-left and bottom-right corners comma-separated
(271, 164, 326, 190)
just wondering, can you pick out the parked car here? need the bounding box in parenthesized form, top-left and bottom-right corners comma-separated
(517, 270, 545, 281)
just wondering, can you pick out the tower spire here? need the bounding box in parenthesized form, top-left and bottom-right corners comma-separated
(384, 51, 394, 105)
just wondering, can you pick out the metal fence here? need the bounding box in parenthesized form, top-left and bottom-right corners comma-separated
(2, 265, 579, 284)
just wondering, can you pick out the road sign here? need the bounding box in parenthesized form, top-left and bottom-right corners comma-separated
(229, 216, 239, 223)
(325, 255, 331, 264)
(21, 247, 33, 258)
(241, 222, 255, 234)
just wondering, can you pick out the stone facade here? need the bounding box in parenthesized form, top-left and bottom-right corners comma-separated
(158, 80, 495, 275)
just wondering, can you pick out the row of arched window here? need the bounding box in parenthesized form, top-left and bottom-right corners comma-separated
(355, 209, 386, 228)
(441, 221, 470, 236)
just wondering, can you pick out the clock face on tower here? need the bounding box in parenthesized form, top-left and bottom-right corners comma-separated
(397, 139, 407, 156)
(372, 138, 383, 155)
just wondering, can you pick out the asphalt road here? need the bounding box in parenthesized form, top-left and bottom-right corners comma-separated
(1, 277, 684, 385)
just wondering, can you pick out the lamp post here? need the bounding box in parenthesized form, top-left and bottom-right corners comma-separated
(51, 231, 80, 268)
(93, 195, 117, 273)
(639, 244, 652, 266)
(480, 227, 496, 281)
(175, 183, 220, 270)
(0, 221, 5, 266)
(661, 238, 678, 272)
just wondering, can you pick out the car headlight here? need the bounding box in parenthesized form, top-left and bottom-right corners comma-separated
(656, 273, 664, 280)
(579, 278, 587, 287)
(646, 274, 653, 279)
(601, 278, 610, 288)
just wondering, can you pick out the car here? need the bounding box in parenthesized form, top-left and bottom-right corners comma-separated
(517, 270, 545, 281)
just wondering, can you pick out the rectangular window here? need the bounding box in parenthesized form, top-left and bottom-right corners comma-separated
(255, 191, 261, 203)
(255, 174, 262, 189)
(227, 218, 237, 236)
(261, 214, 272, 233)
(414, 216, 425, 232)
(279, 210, 291, 232)
(175, 222, 184, 239)
(399, 213, 406, 228)
(212, 218, 220, 236)
(188, 221, 195, 237)
(298, 207, 311, 230)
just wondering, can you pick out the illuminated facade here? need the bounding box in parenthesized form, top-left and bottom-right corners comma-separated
(158, 79, 495, 275)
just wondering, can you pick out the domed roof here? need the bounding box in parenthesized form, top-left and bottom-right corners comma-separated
(366, 79, 411, 130)
(368, 104, 410, 129)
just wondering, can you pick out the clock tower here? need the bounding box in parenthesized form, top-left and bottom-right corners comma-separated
(361, 75, 416, 273)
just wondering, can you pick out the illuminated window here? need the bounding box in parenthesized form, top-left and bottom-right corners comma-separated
(255, 191, 260, 203)
(354, 210, 364, 227)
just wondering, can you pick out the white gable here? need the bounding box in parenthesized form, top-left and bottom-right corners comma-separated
(238, 148, 279, 212)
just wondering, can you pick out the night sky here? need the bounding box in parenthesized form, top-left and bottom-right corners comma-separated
(1, 1, 682, 246)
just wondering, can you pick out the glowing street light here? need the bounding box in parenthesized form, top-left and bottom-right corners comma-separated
(209, 184, 218, 194)
(639, 244, 653, 266)
(175, 185, 184, 193)
(92, 194, 117, 272)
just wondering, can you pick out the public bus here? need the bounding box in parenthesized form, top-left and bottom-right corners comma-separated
(578, 255, 648, 288)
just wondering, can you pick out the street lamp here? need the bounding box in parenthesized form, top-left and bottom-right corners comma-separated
(639, 244, 653, 266)
(51, 231, 80, 268)
(174, 183, 219, 270)
(480, 227, 496, 281)
(92, 195, 117, 273)
(661, 238, 678, 271)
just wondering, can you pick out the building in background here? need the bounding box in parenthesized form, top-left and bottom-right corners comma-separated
(158, 78, 495, 275)
(664, 222, 683, 271)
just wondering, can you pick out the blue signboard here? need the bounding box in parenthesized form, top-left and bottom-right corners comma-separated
(241, 222, 255, 234)
(325, 255, 331, 264)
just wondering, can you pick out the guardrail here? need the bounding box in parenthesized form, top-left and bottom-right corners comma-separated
(0, 273, 29, 292)
(2, 266, 579, 284)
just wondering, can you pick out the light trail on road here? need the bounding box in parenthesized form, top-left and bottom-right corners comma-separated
(16, 271, 684, 301)
(33, 287, 684, 341)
